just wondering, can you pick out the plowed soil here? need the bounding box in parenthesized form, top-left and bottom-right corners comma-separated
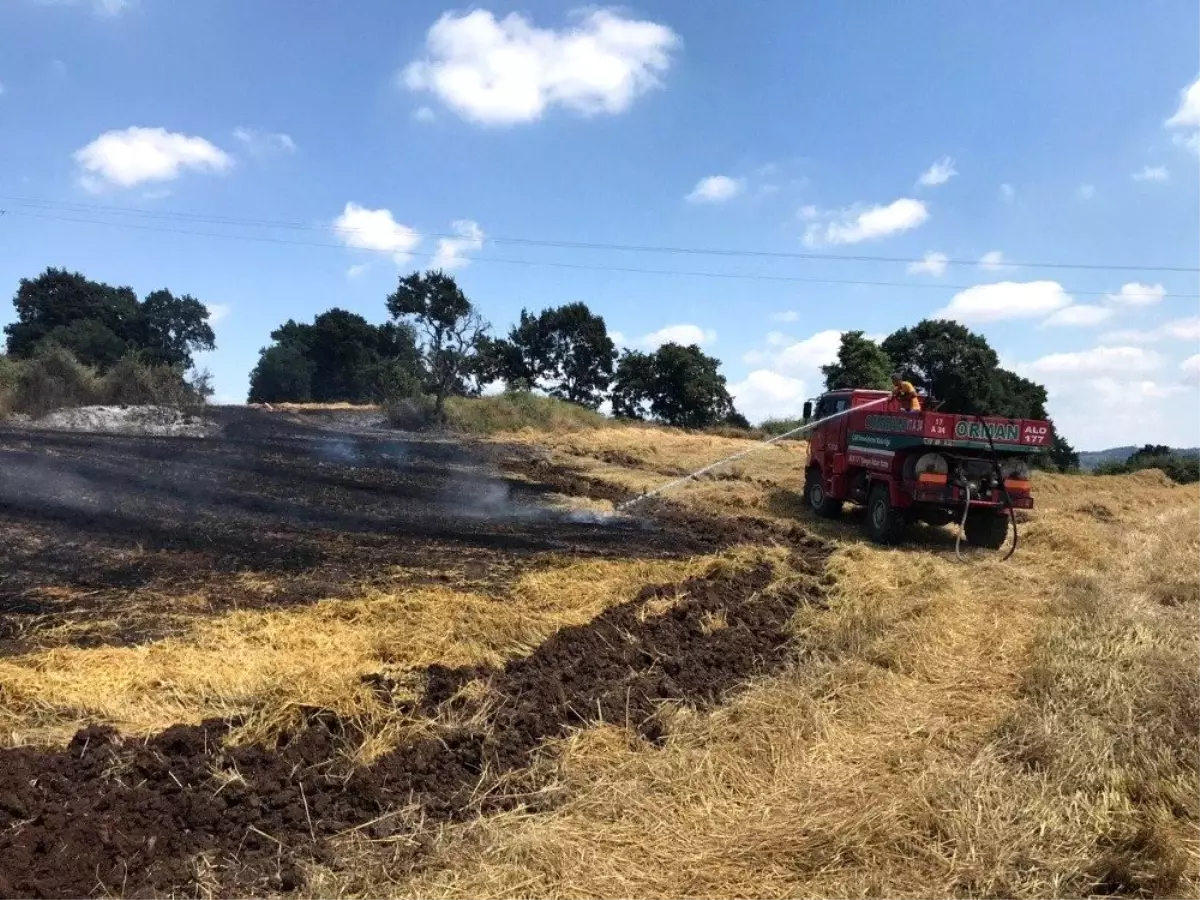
(0, 408, 800, 653)
(0, 538, 829, 899)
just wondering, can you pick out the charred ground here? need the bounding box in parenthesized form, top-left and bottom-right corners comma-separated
(0, 408, 790, 653)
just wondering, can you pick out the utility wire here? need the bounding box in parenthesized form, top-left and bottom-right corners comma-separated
(2, 194, 1197, 274)
(7, 207, 1199, 299)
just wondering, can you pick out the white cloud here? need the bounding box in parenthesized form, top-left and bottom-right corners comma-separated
(205, 303, 230, 324)
(999, 183, 1014, 203)
(1023, 345, 1163, 377)
(635, 323, 716, 349)
(1101, 316, 1200, 344)
(1164, 317, 1200, 341)
(232, 127, 295, 156)
(804, 198, 928, 246)
(332, 202, 421, 264)
(0, 82, 5, 97)
(413, 106, 436, 123)
(1172, 131, 1200, 153)
(917, 156, 957, 187)
(729, 370, 808, 424)
(798, 204, 819, 220)
(1077, 183, 1096, 200)
(770, 310, 800, 323)
(765, 330, 790, 347)
(401, 9, 679, 125)
(1106, 282, 1166, 306)
(1132, 165, 1169, 182)
(1040, 305, 1114, 328)
(1183, 354, 1200, 382)
(937, 281, 1071, 323)
(609, 330, 626, 347)
(1165, 75, 1200, 128)
(978, 250, 1012, 272)
(906, 251, 947, 277)
(432, 219, 485, 269)
(685, 175, 742, 204)
(73, 127, 232, 190)
(772, 329, 843, 376)
(346, 263, 370, 280)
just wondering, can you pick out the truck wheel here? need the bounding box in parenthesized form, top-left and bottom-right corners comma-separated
(805, 468, 843, 519)
(864, 483, 907, 545)
(964, 511, 1009, 550)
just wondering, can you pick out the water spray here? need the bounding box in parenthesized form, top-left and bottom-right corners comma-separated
(617, 395, 892, 511)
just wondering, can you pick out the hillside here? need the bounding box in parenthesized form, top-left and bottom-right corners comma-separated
(1078, 445, 1200, 470)
(0, 405, 1195, 898)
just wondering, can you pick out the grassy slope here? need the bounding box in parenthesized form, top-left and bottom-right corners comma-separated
(1, 402, 1195, 897)
(311, 426, 1199, 899)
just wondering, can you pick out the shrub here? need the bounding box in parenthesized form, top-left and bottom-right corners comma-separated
(99, 355, 194, 408)
(9, 344, 101, 417)
(759, 417, 806, 437)
(0, 355, 23, 417)
(384, 395, 437, 430)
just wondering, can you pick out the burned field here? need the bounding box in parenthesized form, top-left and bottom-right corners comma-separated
(0, 408, 790, 653)
(0, 408, 831, 898)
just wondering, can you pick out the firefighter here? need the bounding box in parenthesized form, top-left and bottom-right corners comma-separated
(890, 373, 922, 412)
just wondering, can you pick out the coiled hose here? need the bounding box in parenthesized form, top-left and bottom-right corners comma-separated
(965, 413, 1019, 562)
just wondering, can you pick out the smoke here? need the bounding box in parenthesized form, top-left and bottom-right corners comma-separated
(311, 436, 361, 465)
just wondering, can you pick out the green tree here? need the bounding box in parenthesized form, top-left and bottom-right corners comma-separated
(386, 270, 490, 416)
(611, 343, 739, 428)
(248, 309, 421, 404)
(248, 343, 314, 403)
(881, 319, 1049, 419)
(5, 268, 215, 371)
(135, 289, 216, 370)
(821, 331, 892, 390)
(491, 302, 617, 408)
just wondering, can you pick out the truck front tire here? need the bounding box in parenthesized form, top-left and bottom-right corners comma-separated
(964, 511, 1009, 550)
(865, 483, 907, 545)
(805, 468, 843, 519)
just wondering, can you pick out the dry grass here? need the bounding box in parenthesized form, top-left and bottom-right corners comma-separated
(0, 554, 716, 750)
(304, 441, 1199, 899)
(2, 416, 1196, 898)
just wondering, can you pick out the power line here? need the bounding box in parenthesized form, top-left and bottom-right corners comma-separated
(2, 194, 1197, 274)
(7, 207, 1199, 299)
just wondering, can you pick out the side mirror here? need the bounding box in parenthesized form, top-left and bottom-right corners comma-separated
(802, 401, 813, 422)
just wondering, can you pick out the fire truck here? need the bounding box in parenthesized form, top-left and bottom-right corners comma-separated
(801, 389, 1052, 546)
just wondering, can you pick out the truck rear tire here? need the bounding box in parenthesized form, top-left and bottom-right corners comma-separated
(805, 468, 843, 519)
(964, 511, 1009, 550)
(865, 483, 907, 545)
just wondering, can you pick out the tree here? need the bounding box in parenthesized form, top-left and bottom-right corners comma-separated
(248, 343, 314, 404)
(247, 309, 421, 404)
(386, 270, 489, 416)
(611, 342, 739, 428)
(881, 319, 1049, 419)
(5, 268, 215, 371)
(1047, 433, 1079, 471)
(491, 302, 616, 408)
(821, 331, 892, 390)
(135, 289, 215, 369)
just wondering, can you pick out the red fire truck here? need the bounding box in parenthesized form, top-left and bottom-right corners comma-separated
(801, 389, 1052, 546)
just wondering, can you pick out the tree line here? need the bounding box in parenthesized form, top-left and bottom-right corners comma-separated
(248, 269, 747, 428)
(2, 267, 1080, 466)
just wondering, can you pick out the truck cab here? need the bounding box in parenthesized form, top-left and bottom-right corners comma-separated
(801, 388, 1049, 546)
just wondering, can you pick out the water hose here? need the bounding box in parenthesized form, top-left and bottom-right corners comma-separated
(954, 482, 972, 562)
(972, 412, 1019, 562)
(617, 395, 892, 511)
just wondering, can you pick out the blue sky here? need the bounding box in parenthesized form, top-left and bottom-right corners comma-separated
(1, 0, 1197, 448)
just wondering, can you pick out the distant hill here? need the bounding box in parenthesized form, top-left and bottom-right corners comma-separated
(1078, 446, 1200, 471)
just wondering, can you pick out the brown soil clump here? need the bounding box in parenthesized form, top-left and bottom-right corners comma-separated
(0, 537, 829, 899)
